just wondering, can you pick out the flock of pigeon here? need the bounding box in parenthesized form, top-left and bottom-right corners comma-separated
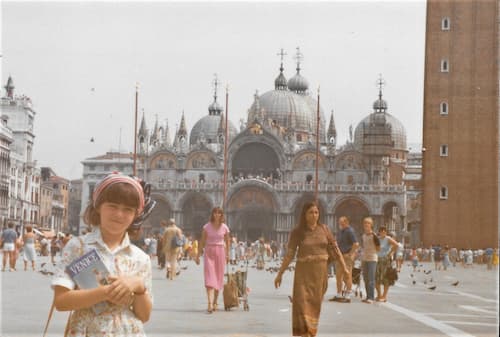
(408, 263, 460, 290)
(39, 261, 461, 292)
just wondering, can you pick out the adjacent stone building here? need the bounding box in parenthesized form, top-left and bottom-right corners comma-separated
(0, 76, 40, 231)
(0, 115, 13, 226)
(68, 179, 82, 234)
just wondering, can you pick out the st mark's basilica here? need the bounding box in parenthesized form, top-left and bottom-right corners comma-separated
(136, 50, 410, 243)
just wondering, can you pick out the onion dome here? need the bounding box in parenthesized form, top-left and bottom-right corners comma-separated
(354, 92, 407, 151)
(190, 77, 237, 146)
(287, 47, 309, 94)
(287, 73, 309, 94)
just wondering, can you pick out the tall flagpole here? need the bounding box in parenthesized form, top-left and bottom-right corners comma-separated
(315, 86, 320, 201)
(133, 82, 139, 176)
(223, 84, 229, 209)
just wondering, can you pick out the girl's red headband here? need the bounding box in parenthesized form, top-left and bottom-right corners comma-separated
(92, 172, 145, 214)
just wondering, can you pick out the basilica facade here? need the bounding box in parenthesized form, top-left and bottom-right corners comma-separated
(137, 53, 410, 243)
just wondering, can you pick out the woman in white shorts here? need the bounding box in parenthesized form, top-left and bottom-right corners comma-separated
(23, 225, 37, 271)
(1, 222, 18, 271)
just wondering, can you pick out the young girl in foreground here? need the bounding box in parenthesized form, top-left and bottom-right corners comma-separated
(52, 173, 153, 336)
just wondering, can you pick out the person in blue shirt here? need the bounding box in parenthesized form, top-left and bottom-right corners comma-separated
(329, 216, 359, 303)
(375, 227, 399, 302)
(1, 222, 18, 271)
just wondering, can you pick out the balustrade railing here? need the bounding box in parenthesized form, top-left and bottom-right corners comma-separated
(153, 178, 405, 193)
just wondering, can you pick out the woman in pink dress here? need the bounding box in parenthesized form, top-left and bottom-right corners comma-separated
(195, 207, 230, 313)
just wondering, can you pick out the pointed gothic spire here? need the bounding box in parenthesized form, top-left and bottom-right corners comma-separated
(4, 75, 14, 98)
(249, 89, 262, 123)
(150, 114, 160, 145)
(153, 115, 159, 134)
(172, 124, 179, 148)
(327, 110, 337, 143)
(138, 110, 148, 137)
(178, 111, 188, 137)
(163, 119, 171, 146)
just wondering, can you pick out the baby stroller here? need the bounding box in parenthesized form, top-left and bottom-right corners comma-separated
(343, 259, 362, 298)
(351, 266, 362, 298)
(223, 260, 250, 311)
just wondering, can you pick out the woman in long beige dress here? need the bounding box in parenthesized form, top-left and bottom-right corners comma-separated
(274, 201, 347, 337)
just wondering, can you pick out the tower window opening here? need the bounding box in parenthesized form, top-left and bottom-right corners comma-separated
(440, 101, 448, 115)
(440, 186, 448, 200)
(440, 144, 448, 157)
(441, 17, 450, 30)
(441, 59, 449, 72)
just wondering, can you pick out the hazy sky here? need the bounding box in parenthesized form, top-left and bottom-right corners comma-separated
(1, 0, 426, 180)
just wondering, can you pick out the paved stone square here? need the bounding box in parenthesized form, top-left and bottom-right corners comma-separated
(1, 256, 498, 337)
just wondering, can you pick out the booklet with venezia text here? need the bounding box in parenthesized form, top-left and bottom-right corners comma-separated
(65, 248, 110, 314)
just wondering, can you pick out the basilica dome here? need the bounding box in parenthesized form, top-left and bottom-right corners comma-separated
(250, 89, 315, 134)
(248, 61, 326, 139)
(354, 112, 407, 152)
(190, 114, 237, 146)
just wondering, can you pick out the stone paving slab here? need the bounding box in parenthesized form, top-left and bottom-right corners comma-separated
(1, 256, 498, 337)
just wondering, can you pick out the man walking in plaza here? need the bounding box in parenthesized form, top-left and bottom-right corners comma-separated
(162, 218, 183, 280)
(329, 216, 359, 303)
(1, 222, 19, 271)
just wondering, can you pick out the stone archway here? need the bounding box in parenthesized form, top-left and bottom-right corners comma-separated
(227, 185, 278, 241)
(231, 142, 280, 180)
(142, 197, 172, 236)
(181, 193, 212, 239)
(293, 194, 326, 226)
(333, 198, 370, 238)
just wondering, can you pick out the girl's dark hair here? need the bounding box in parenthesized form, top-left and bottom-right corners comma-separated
(296, 200, 320, 236)
(26, 225, 33, 232)
(83, 182, 140, 226)
(209, 207, 225, 223)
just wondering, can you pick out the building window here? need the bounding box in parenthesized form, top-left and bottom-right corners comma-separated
(88, 165, 95, 171)
(440, 186, 448, 199)
(441, 17, 450, 30)
(440, 144, 448, 157)
(441, 59, 449, 72)
(440, 101, 448, 115)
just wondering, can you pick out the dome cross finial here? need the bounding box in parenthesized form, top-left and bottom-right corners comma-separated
(277, 48, 287, 73)
(376, 74, 386, 100)
(294, 47, 304, 73)
(212, 73, 220, 102)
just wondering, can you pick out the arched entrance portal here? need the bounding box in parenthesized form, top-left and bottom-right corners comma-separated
(227, 186, 277, 241)
(293, 194, 326, 225)
(232, 142, 280, 180)
(333, 198, 370, 237)
(142, 197, 172, 236)
(182, 193, 212, 239)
